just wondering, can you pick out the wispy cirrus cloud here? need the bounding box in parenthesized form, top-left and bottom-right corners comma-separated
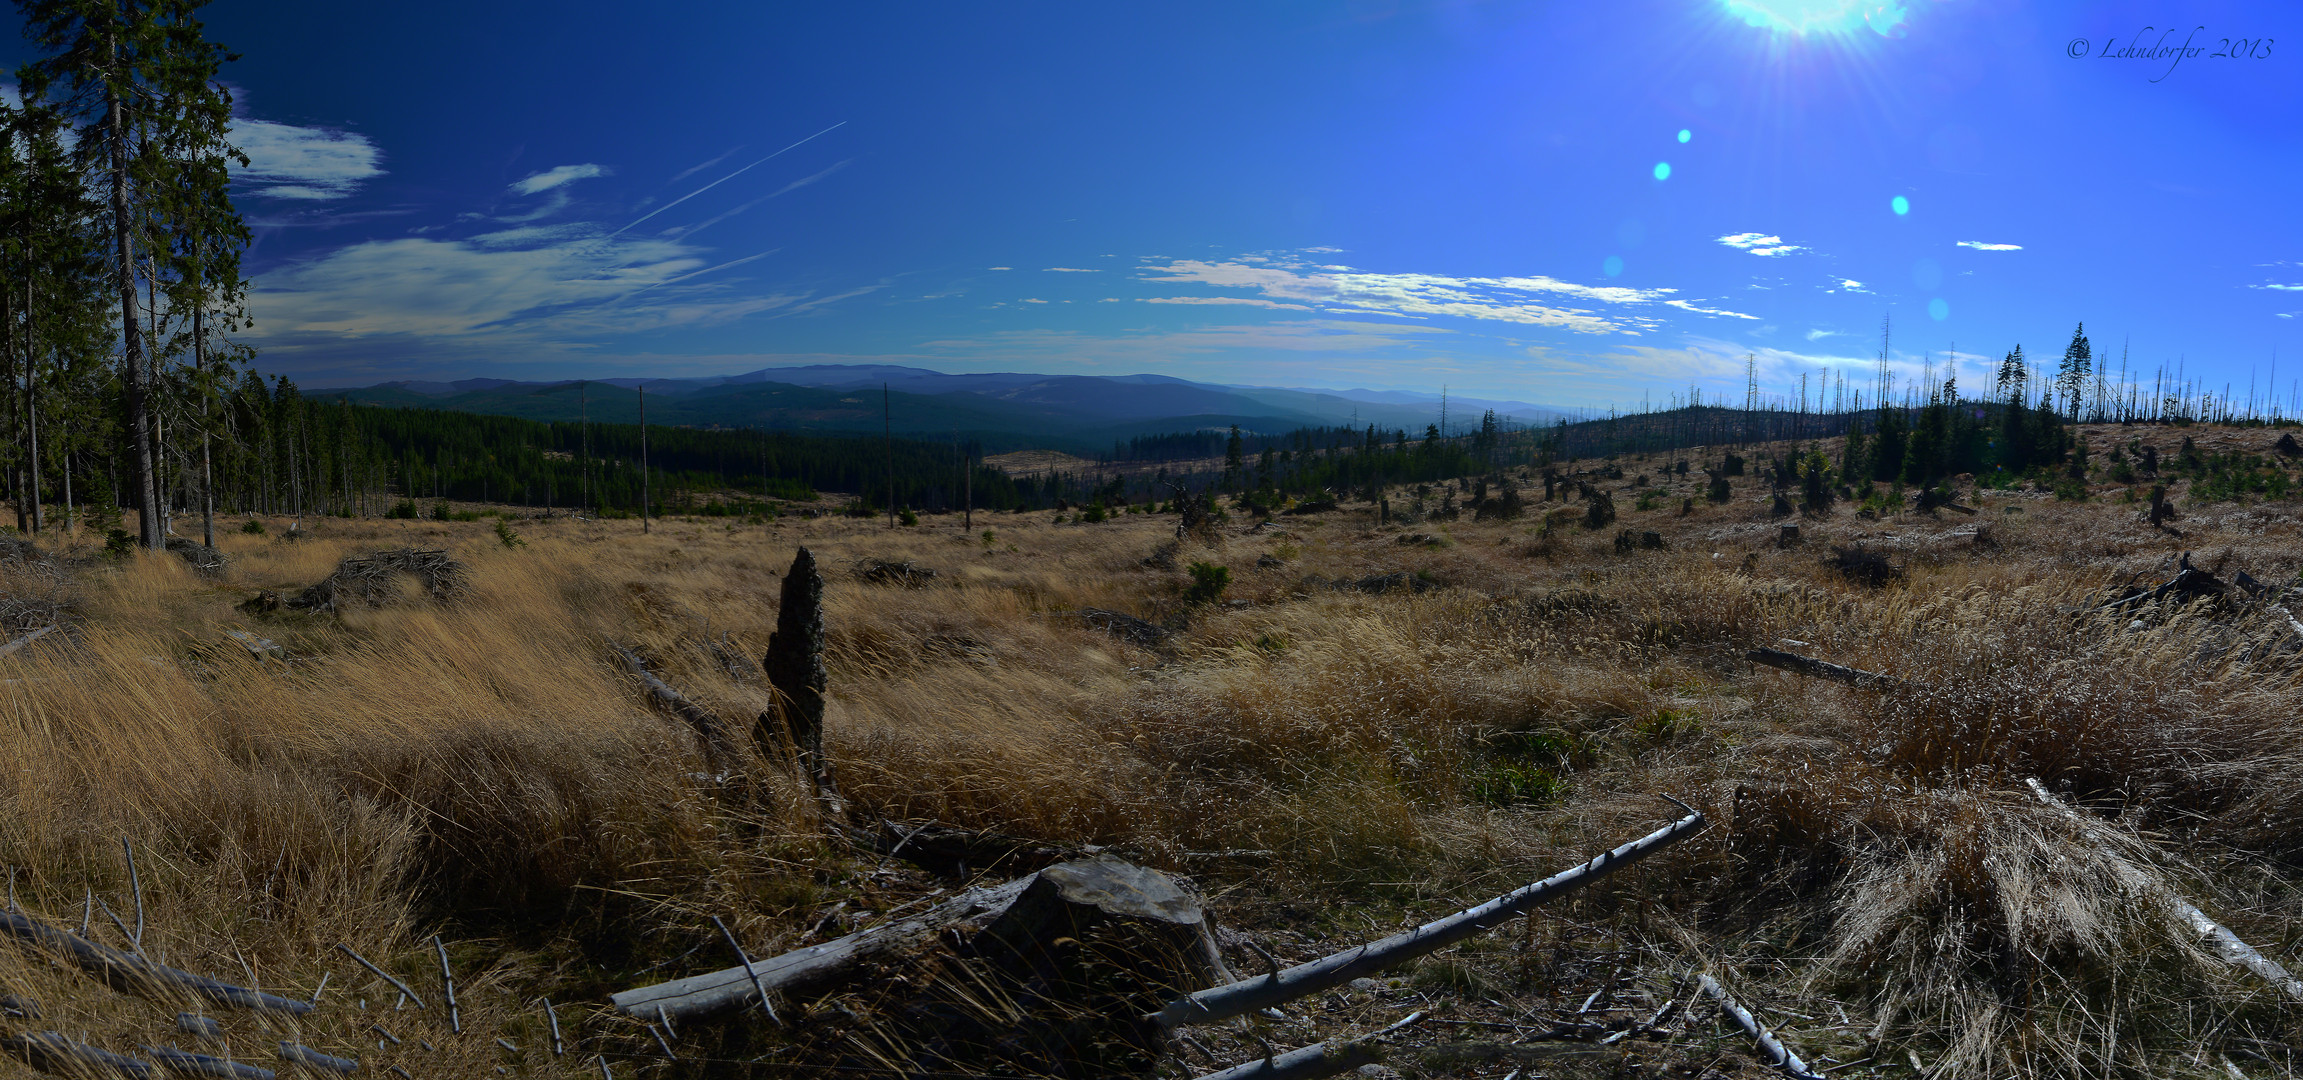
(1956, 240, 2022, 251)
(1142, 296, 1311, 310)
(1137, 255, 1752, 333)
(230, 118, 384, 200)
(1043, 267, 1099, 273)
(1717, 232, 1808, 257)
(510, 164, 609, 196)
(2252, 282, 2303, 292)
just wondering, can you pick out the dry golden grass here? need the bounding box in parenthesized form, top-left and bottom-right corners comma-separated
(5, 424, 2303, 1077)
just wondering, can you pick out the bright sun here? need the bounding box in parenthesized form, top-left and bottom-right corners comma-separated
(1719, 0, 1908, 36)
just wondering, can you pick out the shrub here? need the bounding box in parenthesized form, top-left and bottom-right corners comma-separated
(431, 500, 453, 521)
(239, 517, 266, 535)
(493, 518, 527, 549)
(104, 528, 135, 557)
(385, 499, 418, 520)
(1184, 560, 1230, 605)
(899, 508, 920, 526)
(1469, 762, 1563, 807)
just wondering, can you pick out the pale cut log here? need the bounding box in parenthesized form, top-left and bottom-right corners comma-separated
(1190, 1011, 1424, 1080)
(0, 624, 56, 658)
(611, 644, 731, 757)
(2024, 778, 2303, 998)
(1152, 806, 1708, 1030)
(3, 1031, 153, 1077)
(0, 909, 314, 1014)
(1698, 974, 1825, 1080)
(612, 877, 1031, 1020)
(1744, 647, 1899, 689)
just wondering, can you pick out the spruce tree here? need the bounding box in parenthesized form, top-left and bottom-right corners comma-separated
(2057, 323, 2092, 420)
(18, 0, 241, 548)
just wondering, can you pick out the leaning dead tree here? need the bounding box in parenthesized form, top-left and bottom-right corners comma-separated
(1151, 801, 1708, 1030)
(763, 547, 839, 813)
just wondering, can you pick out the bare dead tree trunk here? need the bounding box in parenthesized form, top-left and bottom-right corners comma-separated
(108, 76, 159, 550)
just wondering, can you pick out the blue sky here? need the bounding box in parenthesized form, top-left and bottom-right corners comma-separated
(10, 0, 2299, 409)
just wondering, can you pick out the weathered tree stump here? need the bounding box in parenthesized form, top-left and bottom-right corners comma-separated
(761, 547, 837, 812)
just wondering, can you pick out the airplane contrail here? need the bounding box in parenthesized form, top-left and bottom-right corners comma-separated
(617, 248, 781, 302)
(613, 121, 846, 236)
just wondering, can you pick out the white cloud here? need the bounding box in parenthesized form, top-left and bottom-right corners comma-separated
(1717, 232, 1808, 257)
(986, 266, 1013, 271)
(1664, 298, 1760, 320)
(510, 164, 609, 196)
(251, 222, 842, 351)
(1043, 267, 1099, 273)
(1830, 279, 1869, 293)
(1141, 296, 1313, 310)
(2253, 282, 2303, 292)
(1807, 329, 1842, 341)
(1140, 258, 1694, 334)
(1956, 240, 2023, 251)
(230, 118, 383, 200)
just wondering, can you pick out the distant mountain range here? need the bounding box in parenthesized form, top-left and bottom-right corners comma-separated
(318, 364, 1566, 455)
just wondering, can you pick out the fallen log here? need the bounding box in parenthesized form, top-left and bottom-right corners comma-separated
(1744, 648, 1900, 689)
(3, 1031, 153, 1077)
(1151, 803, 1708, 1030)
(0, 910, 314, 1014)
(2024, 778, 2303, 999)
(275, 1043, 357, 1075)
(613, 876, 1034, 1020)
(0, 624, 57, 658)
(611, 644, 732, 758)
(1698, 974, 1824, 1080)
(1190, 1011, 1425, 1080)
(141, 1045, 276, 1079)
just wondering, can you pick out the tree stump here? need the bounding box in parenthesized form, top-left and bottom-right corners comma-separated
(762, 547, 836, 811)
(956, 856, 1230, 1074)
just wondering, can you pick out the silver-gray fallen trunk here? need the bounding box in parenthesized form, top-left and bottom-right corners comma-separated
(1190, 1012, 1424, 1080)
(0, 624, 57, 658)
(611, 643, 733, 759)
(612, 877, 1034, 1020)
(0, 909, 314, 1014)
(1744, 648, 1899, 689)
(3, 1031, 154, 1077)
(2024, 778, 2303, 998)
(1698, 974, 1824, 1080)
(1151, 806, 1708, 1030)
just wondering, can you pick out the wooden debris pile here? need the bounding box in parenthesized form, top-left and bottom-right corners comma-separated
(163, 537, 227, 577)
(288, 549, 469, 613)
(852, 557, 938, 587)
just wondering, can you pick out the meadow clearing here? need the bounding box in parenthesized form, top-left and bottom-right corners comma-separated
(5, 423, 2303, 1079)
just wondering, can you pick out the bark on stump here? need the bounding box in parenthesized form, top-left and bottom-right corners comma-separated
(762, 547, 837, 811)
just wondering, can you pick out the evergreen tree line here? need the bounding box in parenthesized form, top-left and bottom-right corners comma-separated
(1, 0, 253, 548)
(14, 370, 1053, 527)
